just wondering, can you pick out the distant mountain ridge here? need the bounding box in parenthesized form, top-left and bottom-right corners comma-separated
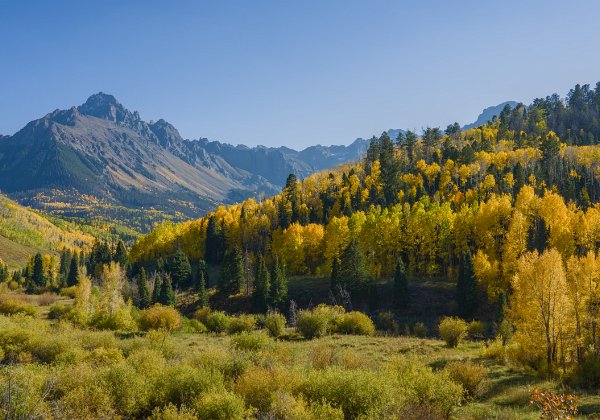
(462, 101, 518, 130)
(0, 93, 369, 229)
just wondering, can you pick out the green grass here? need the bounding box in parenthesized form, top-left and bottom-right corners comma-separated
(0, 234, 43, 269)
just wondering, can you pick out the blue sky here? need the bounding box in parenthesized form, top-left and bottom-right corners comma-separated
(1, 1, 600, 148)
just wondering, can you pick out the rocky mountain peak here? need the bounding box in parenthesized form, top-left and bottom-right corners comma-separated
(77, 92, 135, 124)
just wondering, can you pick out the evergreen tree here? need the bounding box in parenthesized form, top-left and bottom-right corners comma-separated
(67, 254, 80, 287)
(198, 270, 209, 308)
(205, 215, 226, 264)
(269, 257, 287, 309)
(338, 240, 370, 297)
(219, 247, 243, 295)
(404, 130, 417, 164)
(379, 131, 400, 205)
(59, 248, 72, 286)
(253, 255, 270, 312)
(137, 268, 150, 309)
(114, 240, 128, 267)
(159, 274, 176, 306)
(496, 291, 509, 322)
(330, 255, 341, 293)
(393, 259, 409, 308)
(167, 249, 192, 289)
(32, 253, 45, 287)
(456, 252, 478, 319)
(152, 274, 163, 304)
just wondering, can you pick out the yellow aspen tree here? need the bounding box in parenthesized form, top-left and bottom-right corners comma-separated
(509, 249, 573, 370)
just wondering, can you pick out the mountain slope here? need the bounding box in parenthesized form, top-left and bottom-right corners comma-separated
(0, 194, 94, 269)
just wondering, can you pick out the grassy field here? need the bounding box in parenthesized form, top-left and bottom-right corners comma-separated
(1, 291, 598, 419)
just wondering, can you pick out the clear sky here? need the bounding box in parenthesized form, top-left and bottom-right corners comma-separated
(1, 1, 600, 148)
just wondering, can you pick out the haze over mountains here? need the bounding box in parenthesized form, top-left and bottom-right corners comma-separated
(0, 93, 510, 231)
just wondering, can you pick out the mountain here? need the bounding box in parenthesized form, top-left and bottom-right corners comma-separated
(0, 194, 94, 269)
(462, 101, 518, 130)
(0, 93, 369, 231)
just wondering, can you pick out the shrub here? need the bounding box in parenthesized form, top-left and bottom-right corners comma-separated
(376, 311, 399, 334)
(438, 317, 467, 348)
(192, 307, 212, 324)
(335, 311, 375, 335)
(227, 314, 256, 334)
(47, 303, 72, 320)
(413, 322, 428, 337)
(159, 365, 225, 407)
(181, 318, 207, 333)
(570, 354, 600, 389)
(467, 320, 486, 339)
(445, 360, 488, 400)
(0, 299, 36, 316)
(234, 366, 299, 411)
(231, 331, 273, 352)
(296, 310, 328, 339)
(205, 311, 231, 333)
(140, 305, 182, 332)
(529, 388, 579, 419)
(193, 390, 248, 420)
(91, 306, 137, 331)
(149, 403, 197, 420)
(388, 356, 463, 418)
(310, 344, 337, 370)
(36, 292, 59, 306)
(60, 286, 78, 298)
(269, 390, 344, 420)
(300, 367, 393, 418)
(264, 311, 286, 337)
(480, 338, 506, 361)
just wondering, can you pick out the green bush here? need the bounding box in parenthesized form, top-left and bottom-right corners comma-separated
(300, 367, 393, 418)
(413, 322, 428, 337)
(159, 365, 225, 407)
(47, 303, 72, 320)
(296, 310, 328, 339)
(445, 360, 488, 400)
(335, 311, 375, 335)
(438, 317, 467, 348)
(193, 390, 248, 420)
(139, 304, 182, 332)
(231, 331, 273, 352)
(226, 314, 256, 334)
(388, 356, 463, 417)
(0, 299, 36, 317)
(264, 311, 286, 337)
(205, 311, 231, 333)
(234, 366, 299, 411)
(467, 320, 486, 339)
(181, 318, 207, 333)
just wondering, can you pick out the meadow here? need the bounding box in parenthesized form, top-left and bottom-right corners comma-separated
(0, 290, 594, 419)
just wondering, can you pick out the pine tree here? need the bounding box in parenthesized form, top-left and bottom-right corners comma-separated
(393, 259, 409, 308)
(168, 249, 192, 289)
(59, 248, 72, 286)
(159, 274, 176, 306)
(114, 240, 128, 267)
(330, 255, 341, 293)
(137, 268, 150, 309)
(219, 248, 243, 295)
(339, 240, 370, 297)
(198, 270, 209, 308)
(456, 252, 478, 319)
(32, 253, 45, 287)
(152, 274, 163, 304)
(204, 215, 223, 264)
(269, 257, 287, 309)
(379, 131, 400, 205)
(253, 255, 270, 312)
(67, 254, 79, 287)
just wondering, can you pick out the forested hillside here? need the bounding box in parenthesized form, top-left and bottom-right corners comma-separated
(130, 81, 600, 370)
(0, 194, 94, 269)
